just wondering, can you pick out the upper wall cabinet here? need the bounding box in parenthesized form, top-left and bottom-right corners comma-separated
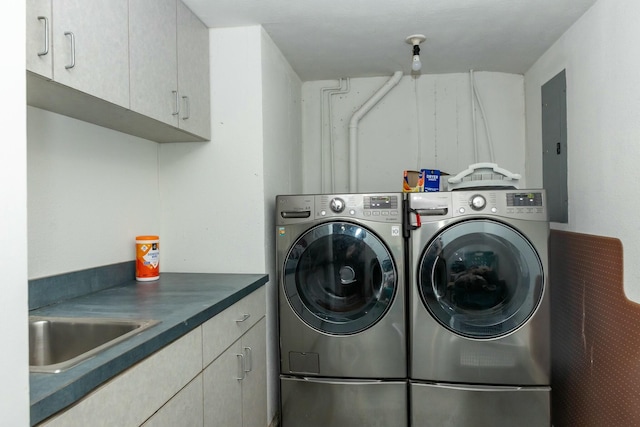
(177, 1, 211, 140)
(26, 0, 211, 143)
(26, 0, 53, 79)
(52, 0, 130, 108)
(129, 0, 178, 127)
(129, 0, 211, 140)
(26, 0, 130, 108)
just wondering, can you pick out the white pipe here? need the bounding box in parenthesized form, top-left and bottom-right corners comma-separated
(470, 70, 495, 163)
(413, 76, 422, 170)
(320, 80, 343, 193)
(348, 71, 403, 192)
(470, 69, 478, 163)
(329, 78, 350, 193)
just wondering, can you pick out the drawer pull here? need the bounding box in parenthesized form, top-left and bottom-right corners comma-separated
(172, 90, 180, 116)
(181, 95, 190, 120)
(64, 31, 75, 69)
(243, 346, 252, 372)
(37, 16, 49, 56)
(236, 354, 245, 380)
(235, 313, 250, 323)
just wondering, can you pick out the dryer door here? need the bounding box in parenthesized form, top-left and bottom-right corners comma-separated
(283, 221, 397, 335)
(418, 219, 544, 339)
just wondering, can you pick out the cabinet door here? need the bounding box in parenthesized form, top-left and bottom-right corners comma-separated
(51, 0, 129, 108)
(39, 328, 203, 427)
(26, 0, 52, 78)
(129, 0, 179, 127)
(241, 318, 267, 427)
(143, 375, 204, 427)
(177, 1, 211, 139)
(203, 341, 243, 427)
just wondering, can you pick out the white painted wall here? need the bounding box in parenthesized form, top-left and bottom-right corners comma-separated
(27, 107, 161, 279)
(159, 26, 266, 274)
(524, 0, 640, 301)
(1, 2, 29, 425)
(302, 72, 526, 193)
(261, 27, 303, 424)
(159, 25, 302, 424)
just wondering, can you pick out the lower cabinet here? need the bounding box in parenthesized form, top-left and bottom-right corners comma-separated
(142, 376, 204, 427)
(38, 328, 203, 427)
(37, 287, 267, 427)
(203, 318, 267, 427)
(240, 319, 268, 427)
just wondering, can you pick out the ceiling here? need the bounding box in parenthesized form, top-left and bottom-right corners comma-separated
(182, 0, 598, 81)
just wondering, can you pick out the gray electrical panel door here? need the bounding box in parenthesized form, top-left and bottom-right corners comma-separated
(542, 70, 568, 223)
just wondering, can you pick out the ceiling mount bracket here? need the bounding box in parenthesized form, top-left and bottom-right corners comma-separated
(405, 34, 426, 46)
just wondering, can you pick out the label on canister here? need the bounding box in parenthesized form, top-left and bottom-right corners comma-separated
(136, 235, 159, 281)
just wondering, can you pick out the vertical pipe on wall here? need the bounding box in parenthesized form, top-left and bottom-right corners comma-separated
(470, 70, 495, 163)
(329, 78, 350, 193)
(320, 80, 344, 193)
(348, 71, 403, 192)
(470, 69, 479, 163)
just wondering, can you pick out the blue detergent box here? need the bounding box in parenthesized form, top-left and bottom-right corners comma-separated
(421, 169, 441, 192)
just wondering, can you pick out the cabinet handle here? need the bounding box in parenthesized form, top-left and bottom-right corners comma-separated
(64, 31, 75, 69)
(235, 313, 250, 323)
(243, 346, 252, 373)
(172, 90, 180, 116)
(181, 95, 190, 120)
(236, 353, 245, 380)
(37, 16, 49, 56)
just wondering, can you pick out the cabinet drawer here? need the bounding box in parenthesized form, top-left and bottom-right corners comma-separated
(202, 286, 266, 367)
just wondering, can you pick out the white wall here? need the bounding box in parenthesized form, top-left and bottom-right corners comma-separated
(1, 2, 29, 425)
(27, 107, 161, 279)
(160, 25, 302, 424)
(261, 27, 303, 424)
(159, 26, 266, 274)
(524, 0, 640, 301)
(302, 72, 526, 193)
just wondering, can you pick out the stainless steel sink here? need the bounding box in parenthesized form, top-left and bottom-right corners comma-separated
(29, 316, 160, 373)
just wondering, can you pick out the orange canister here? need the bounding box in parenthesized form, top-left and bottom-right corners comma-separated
(135, 235, 160, 281)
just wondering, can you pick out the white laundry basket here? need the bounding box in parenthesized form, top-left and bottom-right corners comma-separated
(447, 163, 521, 191)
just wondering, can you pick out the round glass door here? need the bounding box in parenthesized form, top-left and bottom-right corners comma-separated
(418, 219, 544, 339)
(283, 221, 397, 335)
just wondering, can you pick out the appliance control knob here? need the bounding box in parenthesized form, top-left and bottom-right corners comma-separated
(470, 195, 486, 210)
(330, 198, 346, 213)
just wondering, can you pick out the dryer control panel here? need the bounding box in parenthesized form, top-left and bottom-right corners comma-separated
(451, 189, 547, 221)
(276, 193, 402, 225)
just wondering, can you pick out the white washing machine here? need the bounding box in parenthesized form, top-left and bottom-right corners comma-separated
(276, 193, 407, 427)
(407, 190, 551, 427)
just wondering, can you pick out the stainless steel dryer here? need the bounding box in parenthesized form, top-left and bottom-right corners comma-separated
(276, 193, 407, 427)
(407, 190, 550, 427)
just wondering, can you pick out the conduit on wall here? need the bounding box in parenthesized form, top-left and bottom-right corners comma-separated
(348, 71, 403, 192)
(470, 69, 495, 163)
(320, 78, 351, 193)
(329, 79, 350, 192)
(320, 80, 343, 193)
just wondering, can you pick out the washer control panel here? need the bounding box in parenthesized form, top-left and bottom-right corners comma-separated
(276, 193, 402, 224)
(452, 189, 547, 220)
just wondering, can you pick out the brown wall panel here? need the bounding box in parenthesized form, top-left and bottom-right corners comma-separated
(550, 230, 640, 426)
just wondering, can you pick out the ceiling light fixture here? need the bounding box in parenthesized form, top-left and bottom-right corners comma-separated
(405, 34, 426, 72)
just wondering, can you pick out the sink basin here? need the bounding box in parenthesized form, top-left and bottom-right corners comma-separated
(29, 316, 160, 373)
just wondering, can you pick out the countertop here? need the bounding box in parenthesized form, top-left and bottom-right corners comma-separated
(29, 272, 269, 425)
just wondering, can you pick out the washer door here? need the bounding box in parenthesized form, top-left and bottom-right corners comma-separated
(283, 221, 397, 335)
(418, 219, 544, 339)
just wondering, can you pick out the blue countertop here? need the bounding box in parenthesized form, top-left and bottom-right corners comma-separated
(29, 272, 269, 425)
